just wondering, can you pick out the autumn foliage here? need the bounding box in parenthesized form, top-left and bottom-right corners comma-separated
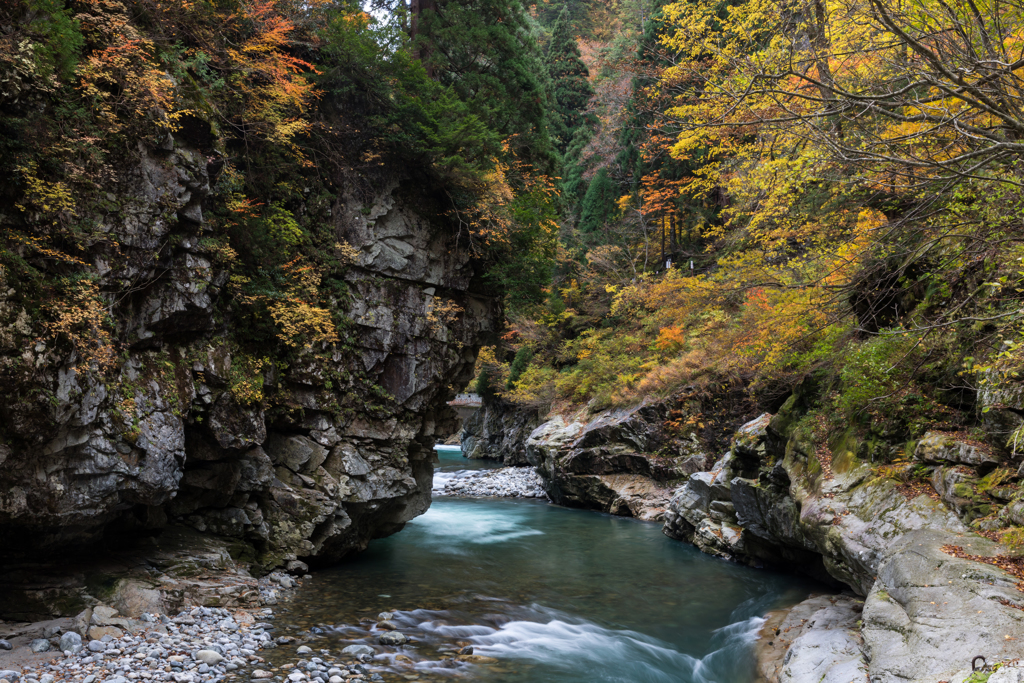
(498, 0, 1024, 428)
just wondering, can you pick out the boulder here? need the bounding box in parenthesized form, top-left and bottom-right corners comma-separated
(110, 579, 165, 618)
(87, 626, 123, 640)
(915, 432, 1000, 466)
(264, 434, 327, 474)
(90, 605, 118, 625)
(59, 631, 82, 654)
(72, 610, 92, 638)
(196, 650, 225, 665)
(378, 632, 407, 646)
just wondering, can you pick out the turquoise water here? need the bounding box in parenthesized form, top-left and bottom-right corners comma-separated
(433, 444, 504, 471)
(270, 478, 822, 683)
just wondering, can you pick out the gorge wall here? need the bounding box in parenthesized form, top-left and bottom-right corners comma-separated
(514, 380, 1024, 682)
(0, 132, 499, 616)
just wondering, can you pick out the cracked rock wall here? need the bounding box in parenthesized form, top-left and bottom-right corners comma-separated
(0, 136, 499, 580)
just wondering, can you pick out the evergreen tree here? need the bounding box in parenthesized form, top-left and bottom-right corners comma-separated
(546, 6, 594, 154)
(536, 0, 592, 35)
(414, 0, 556, 173)
(578, 167, 618, 235)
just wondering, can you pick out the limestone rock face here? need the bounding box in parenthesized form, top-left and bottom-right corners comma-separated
(655, 400, 1024, 682)
(0, 135, 499, 590)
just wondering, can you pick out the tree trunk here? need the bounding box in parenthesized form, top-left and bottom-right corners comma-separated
(410, 0, 437, 78)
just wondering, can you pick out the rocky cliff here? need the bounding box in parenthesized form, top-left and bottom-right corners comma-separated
(519, 382, 1024, 682)
(0, 133, 499, 616)
(460, 399, 540, 465)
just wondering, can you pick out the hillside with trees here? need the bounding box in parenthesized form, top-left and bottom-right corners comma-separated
(481, 0, 1024, 468)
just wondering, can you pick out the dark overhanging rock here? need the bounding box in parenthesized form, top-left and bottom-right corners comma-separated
(0, 136, 500, 618)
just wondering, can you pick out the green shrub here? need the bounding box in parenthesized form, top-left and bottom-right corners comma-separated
(507, 347, 535, 389)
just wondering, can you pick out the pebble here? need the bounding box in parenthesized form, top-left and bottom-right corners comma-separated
(7, 605, 282, 683)
(0, 641, 10, 651)
(378, 632, 407, 646)
(434, 466, 547, 498)
(6, 580, 433, 683)
(194, 650, 224, 665)
(29, 640, 50, 653)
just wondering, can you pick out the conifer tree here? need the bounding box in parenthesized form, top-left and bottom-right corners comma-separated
(578, 167, 618, 236)
(413, 0, 556, 172)
(546, 5, 594, 154)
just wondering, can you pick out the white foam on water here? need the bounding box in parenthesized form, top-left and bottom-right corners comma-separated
(409, 502, 544, 550)
(394, 604, 766, 683)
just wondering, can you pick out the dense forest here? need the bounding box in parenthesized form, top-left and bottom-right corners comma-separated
(478, 0, 1024, 479)
(4, 0, 1024, 514)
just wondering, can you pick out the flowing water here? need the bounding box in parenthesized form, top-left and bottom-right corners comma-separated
(266, 446, 823, 683)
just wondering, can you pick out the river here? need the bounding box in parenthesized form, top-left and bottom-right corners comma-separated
(266, 447, 822, 683)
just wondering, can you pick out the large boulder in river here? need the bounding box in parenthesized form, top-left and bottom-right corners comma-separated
(526, 407, 676, 520)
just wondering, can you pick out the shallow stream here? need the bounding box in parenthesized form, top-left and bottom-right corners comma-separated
(265, 447, 821, 682)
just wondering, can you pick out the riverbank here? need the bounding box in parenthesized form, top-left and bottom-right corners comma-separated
(0, 578, 410, 683)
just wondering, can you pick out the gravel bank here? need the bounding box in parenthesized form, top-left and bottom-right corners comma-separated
(0, 575, 392, 683)
(433, 466, 546, 498)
